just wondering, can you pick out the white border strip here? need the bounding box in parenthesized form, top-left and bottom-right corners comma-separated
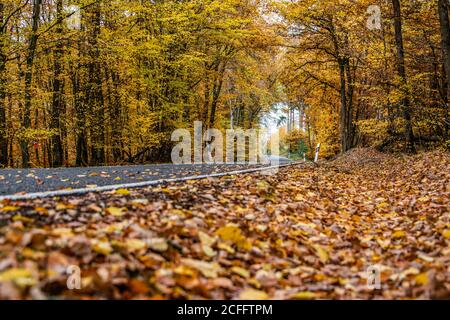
(0, 162, 304, 201)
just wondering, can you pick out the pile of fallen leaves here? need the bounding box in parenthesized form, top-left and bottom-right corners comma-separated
(0, 151, 449, 300)
(328, 148, 393, 171)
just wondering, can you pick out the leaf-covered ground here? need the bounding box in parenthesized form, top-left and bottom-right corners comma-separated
(0, 149, 449, 300)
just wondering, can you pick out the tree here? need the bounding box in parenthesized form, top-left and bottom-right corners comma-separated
(438, 0, 450, 139)
(21, 0, 42, 167)
(0, 3, 7, 166)
(49, 0, 64, 167)
(85, 2, 105, 165)
(275, 0, 357, 153)
(391, 0, 415, 153)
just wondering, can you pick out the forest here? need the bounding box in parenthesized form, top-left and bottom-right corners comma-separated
(0, 0, 449, 302)
(0, 0, 449, 167)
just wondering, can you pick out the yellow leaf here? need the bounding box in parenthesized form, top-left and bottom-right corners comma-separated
(115, 189, 130, 195)
(216, 225, 241, 242)
(35, 207, 48, 215)
(0, 268, 36, 287)
(22, 248, 45, 260)
(102, 223, 126, 234)
(313, 245, 329, 263)
(92, 241, 113, 255)
(199, 231, 216, 257)
(171, 209, 185, 217)
(377, 238, 391, 249)
(181, 258, 222, 278)
(392, 230, 406, 239)
(51, 228, 74, 237)
(199, 231, 216, 247)
(239, 289, 268, 300)
(174, 265, 195, 277)
(1, 206, 19, 213)
(56, 203, 68, 210)
(231, 266, 250, 278)
(12, 215, 34, 223)
(443, 230, 450, 239)
(106, 207, 125, 217)
(415, 273, 429, 286)
(216, 224, 251, 251)
(376, 202, 389, 209)
(290, 291, 319, 300)
(126, 239, 147, 252)
(55, 203, 75, 211)
(217, 242, 235, 254)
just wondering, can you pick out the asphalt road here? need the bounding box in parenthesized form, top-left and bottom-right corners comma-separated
(0, 162, 289, 196)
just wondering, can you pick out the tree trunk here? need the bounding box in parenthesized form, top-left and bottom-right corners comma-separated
(345, 61, 355, 148)
(86, 3, 105, 165)
(438, 0, 450, 139)
(0, 3, 8, 166)
(22, 0, 42, 167)
(392, 0, 415, 153)
(72, 62, 88, 166)
(109, 70, 122, 162)
(339, 58, 349, 153)
(49, 0, 64, 167)
(209, 70, 225, 129)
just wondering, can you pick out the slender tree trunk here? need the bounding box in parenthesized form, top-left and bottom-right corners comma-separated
(345, 62, 354, 148)
(203, 70, 211, 125)
(49, 0, 64, 167)
(21, 0, 42, 167)
(339, 58, 349, 153)
(110, 70, 121, 162)
(209, 70, 225, 129)
(73, 63, 88, 166)
(438, 0, 450, 139)
(392, 0, 415, 153)
(86, 3, 105, 165)
(72, 16, 88, 166)
(0, 3, 8, 166)
(329, 20, 351, 153)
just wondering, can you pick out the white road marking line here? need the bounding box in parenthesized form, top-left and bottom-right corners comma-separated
(0, 162, 304, 201)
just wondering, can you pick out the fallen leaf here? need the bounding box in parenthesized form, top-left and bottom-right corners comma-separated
(313, 245, 329, 263)
(290, 291, 319, 300)
(181, 258, 222, 278)
(231, 266, 250, 278)
(126, 239, 147, 252)
(0, 268, 36, 287)
(92, 240, 113, 255)
(239, 289, 268, 300)
(148, 238, 169, 252)
(216, 225, 251, 251)
(392, 230, 406, 239)
(1, 206, 19, 213)
(106, 207, 126, 217)
(115, 189, 131, 195)
(415, 273, 429, 286)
